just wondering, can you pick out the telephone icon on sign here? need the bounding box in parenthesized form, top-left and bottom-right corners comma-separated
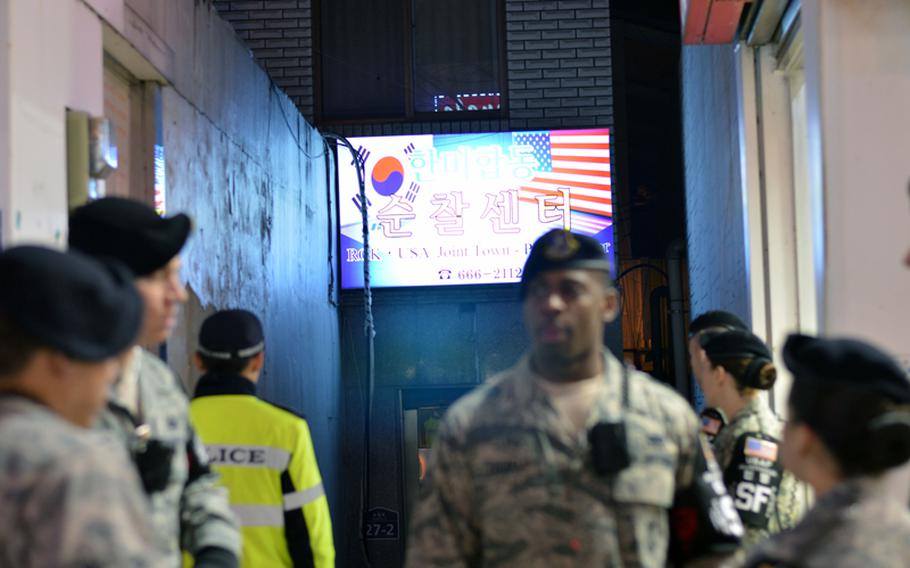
(438, 269, 452, 280)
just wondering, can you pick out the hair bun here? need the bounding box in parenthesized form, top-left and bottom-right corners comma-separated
(865, 417, 910, 471)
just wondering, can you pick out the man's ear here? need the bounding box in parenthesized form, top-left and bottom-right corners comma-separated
(602, 287, 620, 323)
(193, 352, 205, 371)
(248, 351, 265, 373)
(45, 350, 71, 382)
(795, 424, 821, 460)
(713, 364, 729, 386)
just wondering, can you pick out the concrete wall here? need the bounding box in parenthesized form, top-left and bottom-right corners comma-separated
(680, 44, 751, 322)
(135, 0, 341, 527)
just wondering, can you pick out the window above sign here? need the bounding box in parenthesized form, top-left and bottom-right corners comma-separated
(413, 0, 502, 115)
(319, 0, 504, 121)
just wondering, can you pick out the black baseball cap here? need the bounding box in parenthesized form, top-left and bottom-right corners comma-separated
(0, 246, 143, 361)
(69, 197, 191, 277)
(198, 309, 265, 360)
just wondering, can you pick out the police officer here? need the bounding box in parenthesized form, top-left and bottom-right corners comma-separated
(406, 229, 743, 567)
(739, 334, 910, 568)
(189, 309, 335, 567)
(692, 329, 808, 551)
(68, 197, 240, 568)
(0, 246, 163, 566)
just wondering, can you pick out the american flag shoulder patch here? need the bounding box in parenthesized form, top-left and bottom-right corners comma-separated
(744, 436, 779, 461)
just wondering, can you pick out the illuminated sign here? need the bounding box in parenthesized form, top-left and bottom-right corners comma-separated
(154, 144, 166, 216)
(433, 92, 502, 112)
(338, 128, 613, 289)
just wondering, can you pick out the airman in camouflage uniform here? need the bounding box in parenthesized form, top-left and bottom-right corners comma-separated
(736, 334, 910, 568)
(0, 246, 163, 566)
(70, 198, 240, 567)
(99, 347, 241, 565)
(406, 230, 742, 567)
(408, 351, 737, 567)
(739, 478, 910, 568)
(0, 396, 164, 567)
(691, 329, 810, 554)
(711, 397, 809, 549)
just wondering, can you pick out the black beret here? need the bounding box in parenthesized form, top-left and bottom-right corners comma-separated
(520, 229, 612, 298)
(0, 246, 142, 361)
(689, 310, 749, 337)
(69, 197, 191, 277)
(784, 334, 910, 404)
(198, 309, 264, 360)
(701, 329, 772, 362)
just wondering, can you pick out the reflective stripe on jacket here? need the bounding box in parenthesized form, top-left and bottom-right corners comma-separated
(190, 373, 334, 568)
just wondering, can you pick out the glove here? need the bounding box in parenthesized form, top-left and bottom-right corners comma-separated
(134, 438, 175, 494)
(194, 546, 239, 568)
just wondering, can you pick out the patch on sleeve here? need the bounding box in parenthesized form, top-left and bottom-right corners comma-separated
(744, 436, 779, 461)
(700, 407, 726, 442)
(723, 432, 783, 529)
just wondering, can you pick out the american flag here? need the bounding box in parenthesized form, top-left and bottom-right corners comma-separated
(744, 436, 779, 461)
(512, 129, 612, 236)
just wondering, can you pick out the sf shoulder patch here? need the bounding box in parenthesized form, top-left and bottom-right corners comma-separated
(723, 432, 783, 529)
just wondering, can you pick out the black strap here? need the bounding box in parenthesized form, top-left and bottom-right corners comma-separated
(621, 363, 630, 410)
(281, 469, 317, 568)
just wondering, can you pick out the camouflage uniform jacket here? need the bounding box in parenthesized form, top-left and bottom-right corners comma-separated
(0, 394, 165, 567)
(97, 348, 239, 566)
(406, 351, 709, 568)
(712, 398, 809, 551)
(738, 477, 910, 568)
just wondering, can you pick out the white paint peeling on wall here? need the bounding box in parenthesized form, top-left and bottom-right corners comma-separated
(158, 0, 341, 525)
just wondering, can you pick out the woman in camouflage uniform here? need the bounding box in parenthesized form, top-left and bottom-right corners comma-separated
(691, 329, 808, 551)
(738, 334, 910, 568)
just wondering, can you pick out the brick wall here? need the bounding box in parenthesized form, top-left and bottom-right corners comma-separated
(681, 45, 751, 323)
(212, 0, 314, 118)
(505, 0, 611, 130)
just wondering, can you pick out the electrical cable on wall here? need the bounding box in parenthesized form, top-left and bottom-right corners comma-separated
(322, 132, 374, 567)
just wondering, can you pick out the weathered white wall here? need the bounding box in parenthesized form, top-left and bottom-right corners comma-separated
(0, 0, 102, 247)
(803, 0, 910, 365)
(681, 44, 752, 323)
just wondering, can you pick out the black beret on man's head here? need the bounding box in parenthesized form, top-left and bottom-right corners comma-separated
(520, 229, 612, 298)
(784, 334, 910, 404)
(69, 197, 191, 277)
(689, 310, 749, 337)
(0, 246, 142, 361)
(198, 309, 265, 360)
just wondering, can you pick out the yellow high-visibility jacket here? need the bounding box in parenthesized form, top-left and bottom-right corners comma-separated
(189, 373, 334, 568)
